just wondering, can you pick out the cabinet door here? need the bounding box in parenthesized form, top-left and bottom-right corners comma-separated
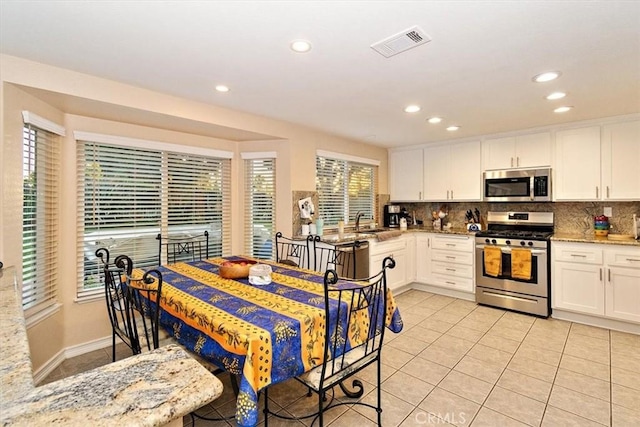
(371, 251, 406, 291)
(405, 235, 416, 283)
(553, 261, 604, 315)
(423, 145, 450, 200)
(389, 149, 424, 201)
(602, 120, 640, 200)
(554, 126, 601, 200)
(605, 266, 640, 323)
(483, 136, 516, 170)
(516, 132, 551, 168)
(415, 235, 432, 283)
(449, 140, 482, 201)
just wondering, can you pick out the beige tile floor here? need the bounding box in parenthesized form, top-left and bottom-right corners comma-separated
(42, 290, 640, 426)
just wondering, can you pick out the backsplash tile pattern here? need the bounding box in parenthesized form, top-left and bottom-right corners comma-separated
(394, 201, 640, 235)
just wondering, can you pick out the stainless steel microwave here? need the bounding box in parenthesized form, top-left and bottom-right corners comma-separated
(484, 168, 551, 202)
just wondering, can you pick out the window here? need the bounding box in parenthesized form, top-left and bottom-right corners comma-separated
(77, 136, 232, 299)
(243, 155, 276, 259)
(22, 121, 61, 315)
(316, 152, 378, 226)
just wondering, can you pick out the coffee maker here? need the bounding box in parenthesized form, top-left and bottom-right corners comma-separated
(384, 205, 401, 228)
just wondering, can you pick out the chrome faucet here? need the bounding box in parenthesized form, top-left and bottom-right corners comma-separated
(355, 211, 365, 232)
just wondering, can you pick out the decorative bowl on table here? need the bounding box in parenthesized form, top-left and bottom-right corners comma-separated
(219, 260, 257, 279)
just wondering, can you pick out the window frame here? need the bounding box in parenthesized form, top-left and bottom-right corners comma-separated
(75, 132, 233, 301)
(315, 150, 379, 228)
(242, 152, 277, 259)
(21, 111, 65, 320)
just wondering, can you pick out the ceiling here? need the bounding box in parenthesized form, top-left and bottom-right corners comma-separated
(1, 1, 639, 148)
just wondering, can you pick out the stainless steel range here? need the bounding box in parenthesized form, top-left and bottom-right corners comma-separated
(475, 212, 554, 317)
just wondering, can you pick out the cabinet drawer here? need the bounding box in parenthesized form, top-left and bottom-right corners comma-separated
(553, 243, 602, 264)
(369, 238, 406, 256)
(430, 273, 474, 292)
(605, 248, 640, 268)
(431, 261, 473, 278)
(431, 249, 473, 266)
(431, 235, 474, 251)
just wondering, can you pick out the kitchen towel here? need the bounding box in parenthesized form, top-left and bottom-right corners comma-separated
(484, 246, 502, 277)
(511, 248, 532, 280)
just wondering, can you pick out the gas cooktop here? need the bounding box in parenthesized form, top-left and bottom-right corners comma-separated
(475, 229, 553, 240)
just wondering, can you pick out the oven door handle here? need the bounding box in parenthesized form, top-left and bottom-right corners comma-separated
(475, 245, 546, 255)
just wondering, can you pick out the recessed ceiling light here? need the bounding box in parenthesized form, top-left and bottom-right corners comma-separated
(215, 85, 230, 92)
(546, 92, 566, 100)
(404, 105, 421, 113)
(532, 71, 561, 83)
(427, 117, 443, 124)
(446, 125, 460, 131)
(290, 39, 312, 53)
(554, 106, 573, 113)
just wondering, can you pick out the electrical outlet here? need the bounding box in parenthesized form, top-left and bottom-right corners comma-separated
(604, 207, 613, 217)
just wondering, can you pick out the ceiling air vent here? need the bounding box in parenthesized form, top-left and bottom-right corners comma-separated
(370, 26, 431, 58)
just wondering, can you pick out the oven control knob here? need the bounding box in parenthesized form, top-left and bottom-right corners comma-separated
(491, 239, 497, 244)
(506, 240, 511, 245)
(485, 238, 490, 244)
(528, 241, 534, 247)
(520, 241, 526, 246)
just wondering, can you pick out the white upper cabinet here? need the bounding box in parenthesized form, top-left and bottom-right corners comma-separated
(389, 148, 424, 201)
(423, 140, 481, 201)
(555, 121, 640, 201)
(554, 126, 602, 200)
(602, 120, 640, 200)
(483, 132, 551, 170)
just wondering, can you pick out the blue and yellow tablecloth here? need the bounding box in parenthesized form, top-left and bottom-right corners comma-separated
(133, 256, 403, 427)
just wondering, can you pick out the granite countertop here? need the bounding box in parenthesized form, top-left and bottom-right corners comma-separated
(552, 232, 640, 247)
(0, 266, 223, 427)
(314, 227, 475, 244)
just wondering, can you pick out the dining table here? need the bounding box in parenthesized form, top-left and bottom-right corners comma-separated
(131, 255, 403, 427)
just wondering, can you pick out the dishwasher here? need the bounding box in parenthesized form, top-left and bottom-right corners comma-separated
(335, 240, 369, 280)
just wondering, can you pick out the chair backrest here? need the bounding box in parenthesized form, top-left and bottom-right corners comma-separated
(312, 236, 363, 278)
(96, 248, 141, 357)
(318, 256, 395, 390)
(274, 232, 310, 269)
(127, 269, 164, 352)
(156, 231, 209, 265)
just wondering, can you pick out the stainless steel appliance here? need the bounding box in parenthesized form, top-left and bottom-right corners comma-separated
(384, 205, 401, 228)
(475, 211, 553, 317)
(484, 167, 551, 202)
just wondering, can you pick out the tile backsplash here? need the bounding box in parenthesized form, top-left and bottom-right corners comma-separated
(291, 192, 638, 236)
(395, 201, 640, 235)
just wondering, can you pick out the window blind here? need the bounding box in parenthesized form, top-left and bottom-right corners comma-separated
(166, 152, 231, 258)
(22, 124, 60, 314)
(316, 155, 377, 226)
(77, 141, 231, 299)
(244, 158, 276, 259)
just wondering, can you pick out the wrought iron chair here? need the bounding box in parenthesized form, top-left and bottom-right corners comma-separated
(263, 256, 395, 426)
(274, 231, 311, 268)
(311, 235, 364, 279)
(156, 230, 209, 265)
(96, 248, 140, 362)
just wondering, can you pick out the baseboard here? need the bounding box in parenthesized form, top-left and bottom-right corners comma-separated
(410, 283, 476, 302)
(32, 349, 66, 385)
(33, 335, 112, 385)
(552, 309, 640, 335)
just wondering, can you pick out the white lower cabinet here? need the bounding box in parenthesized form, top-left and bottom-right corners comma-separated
(414, 233, 474, 294)
(369, 236, 408, 291)
(552, 242, 640, 323)
(415, 234, 432, 283)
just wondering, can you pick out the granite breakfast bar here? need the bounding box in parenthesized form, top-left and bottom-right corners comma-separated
(0, 266, 223, 426)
